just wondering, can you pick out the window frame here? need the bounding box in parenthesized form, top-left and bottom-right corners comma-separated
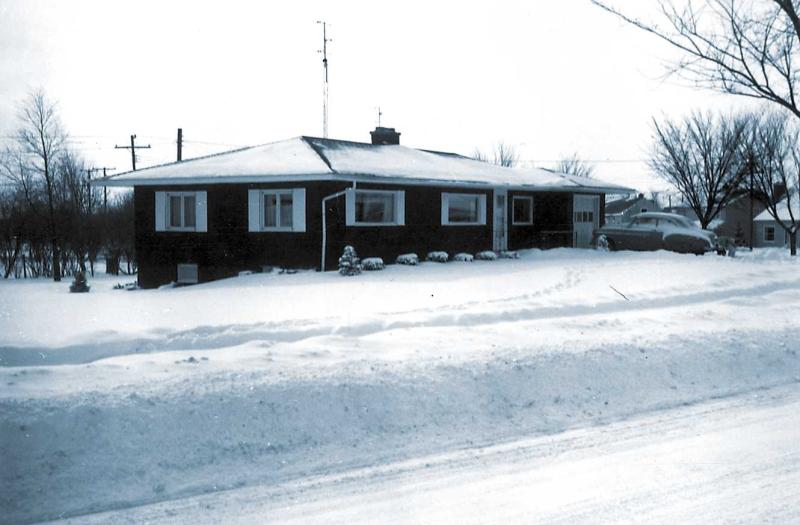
(347, 189, 405, 227)
(259, 189, 296, 232)
(512, 196, 534, 225)
(165, 191, 199, 232)
(764, 225, 776, 242)
(441, 192, 487, 226)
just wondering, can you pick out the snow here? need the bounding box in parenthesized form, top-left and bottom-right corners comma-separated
(754, 193, 800, 223)
(100, 136, 634, 193)
(103, 137, 332, 184)
(2, 249, 800, 523)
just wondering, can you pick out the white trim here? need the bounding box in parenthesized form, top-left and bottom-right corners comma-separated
(511, 195, 534, 225)
(248, 188, 306, 232)
(441, 192, 487, 226)
(95, 173, 633, 194)
(195, 191, 207, 232)
(345, 188, 405, 226)
(155, 192, 167, 231)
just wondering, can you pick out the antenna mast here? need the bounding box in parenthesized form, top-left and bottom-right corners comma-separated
(317, 21, 331, 138)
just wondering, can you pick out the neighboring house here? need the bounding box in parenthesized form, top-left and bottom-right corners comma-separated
(665, 193, 768, 246)
(97, 127, 633, 288)
(753, 194, 799, 248)
(711, 193, 767, 246)
(604, 193, 659, 225)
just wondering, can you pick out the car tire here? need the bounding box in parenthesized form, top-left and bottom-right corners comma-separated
(595, 234, 614, 252)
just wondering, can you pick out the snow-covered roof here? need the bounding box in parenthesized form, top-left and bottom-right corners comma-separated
(97, 136, 634, 193)
(754, 194, 800, 222)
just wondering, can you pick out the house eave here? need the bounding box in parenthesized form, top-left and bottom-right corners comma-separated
(94, 171, 633, 194)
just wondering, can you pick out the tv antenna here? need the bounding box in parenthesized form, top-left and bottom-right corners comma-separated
(316, 20, 332, 138)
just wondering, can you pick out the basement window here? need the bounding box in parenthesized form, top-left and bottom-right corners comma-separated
(512, 196, 533, 225)
(441, 193, 486, 226)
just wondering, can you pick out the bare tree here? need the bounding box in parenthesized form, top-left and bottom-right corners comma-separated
(473, 142, 519, 167)
(11, 90, 67, 281)
(748, 110, 800, 254)
(592, 1, 800, 119)
(554, 153, 595, 178)
(649, 111, 748, 229)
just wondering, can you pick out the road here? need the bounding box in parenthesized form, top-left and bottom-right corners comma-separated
(56, 382, 800, 525)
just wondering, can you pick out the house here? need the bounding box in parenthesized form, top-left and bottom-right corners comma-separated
(97, 127, 633, 288)
(753, 194, 799, 248)
(604, 193, 659, 225)
(711, 193, 767, 246)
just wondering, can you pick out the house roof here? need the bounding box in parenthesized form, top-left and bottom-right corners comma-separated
(96, 136, 635, 193)
(754, 194, 800, 222)
(605, 194, 647, 215)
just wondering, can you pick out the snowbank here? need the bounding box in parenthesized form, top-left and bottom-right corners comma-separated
(2, 249, 800, 523)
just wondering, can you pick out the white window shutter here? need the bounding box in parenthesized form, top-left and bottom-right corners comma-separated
(479, 194, 487, 225)
(396, 191, 405, 225)
(196, 191, 208, 232)
(248, 189, 261, 232)
(155, 191, 166, 231)
(345, 188, 355, 226)
(440, 193, 449, 225)
(292, 188, 306, 232)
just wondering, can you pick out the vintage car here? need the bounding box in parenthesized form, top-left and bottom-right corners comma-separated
(592, 212, 719, 254)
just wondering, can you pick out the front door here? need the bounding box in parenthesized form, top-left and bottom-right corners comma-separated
(573, 195, 600, 248)
(493, 189, 508, 251)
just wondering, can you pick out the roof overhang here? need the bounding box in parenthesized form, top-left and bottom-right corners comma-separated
(92, 172, 634, 194)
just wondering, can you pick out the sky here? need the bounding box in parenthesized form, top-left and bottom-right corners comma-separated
(0, 0, 755, 192)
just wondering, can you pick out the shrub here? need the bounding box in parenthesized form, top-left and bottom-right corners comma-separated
(396, 253, 419, 265)
(362, 257, 385, 271)
(338, 245, 362, 276)
(426, 251, 449, 263)
(453, 252, 474, 262)
(69, 271, 90, 293)
(475, 250, 498, 261)
(498, 250, 519, 259)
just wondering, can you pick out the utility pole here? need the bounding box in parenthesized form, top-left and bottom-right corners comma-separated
(177, 128, 183, 162)
(749, 158, 755, 251)
(115, 134, 151, 171)
(377, 107, 382, 127)
(97, 167, 116, 212)
(316, 21, 331, 138)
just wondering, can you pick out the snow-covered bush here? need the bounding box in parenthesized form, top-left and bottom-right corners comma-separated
(498, 250, 519, 259)
(396, 253, 419, 265)
(362, 257, 385, 271)
(426, 251, 449, 263)
(338, 245, 362, 276)
(453, 252, 474, 262)
(475, 250, 498, 261)
(69, 271, 90, 293)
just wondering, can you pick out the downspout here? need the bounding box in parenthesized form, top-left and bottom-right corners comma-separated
(321, 180, 357, 271)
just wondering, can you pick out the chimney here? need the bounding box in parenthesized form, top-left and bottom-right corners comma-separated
(370, 126, 401, 145)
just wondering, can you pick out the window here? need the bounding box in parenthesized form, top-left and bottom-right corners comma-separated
(441, 193, 486, 225)
(574, 211, 594, 223)
(512, 196, 533, 225)
(155, 191, 207, 232)
(248, 189, 306, 232)
(346, 189, 405, 226)
(765, 225, 776, 242)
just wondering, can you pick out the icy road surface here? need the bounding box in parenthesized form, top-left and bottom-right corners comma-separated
(54, 383, 800, 525)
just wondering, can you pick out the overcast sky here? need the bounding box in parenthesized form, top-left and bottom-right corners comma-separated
(0, 0, 754, 192)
